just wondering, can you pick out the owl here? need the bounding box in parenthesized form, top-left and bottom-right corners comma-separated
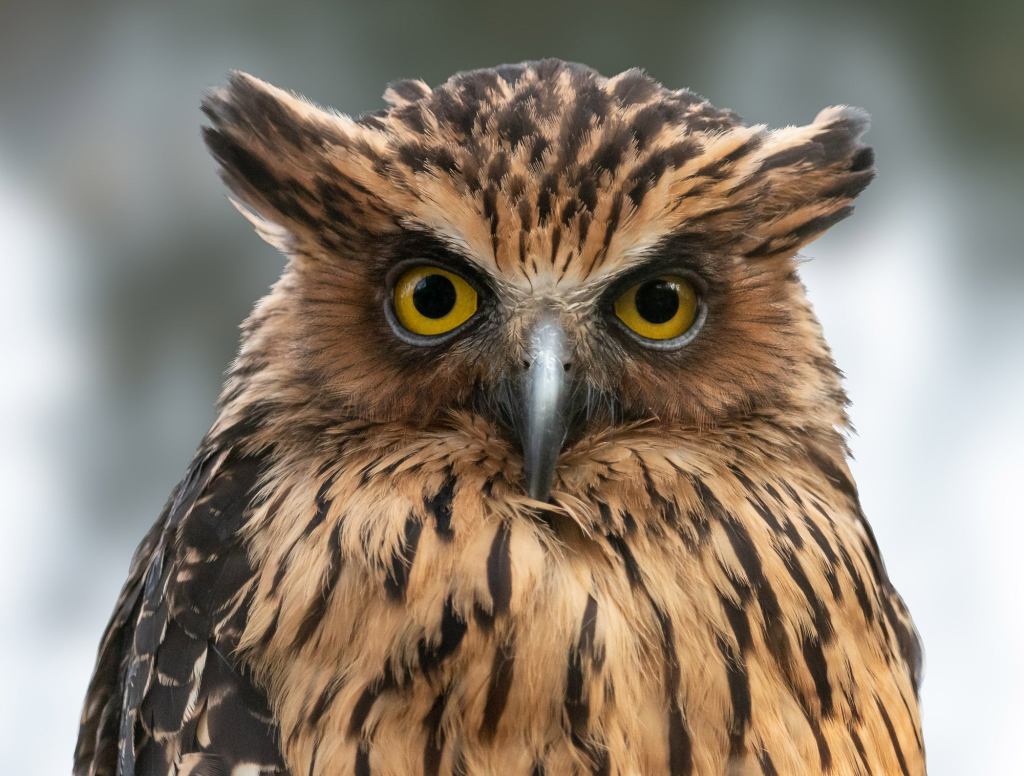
(74, 60, 924, 776)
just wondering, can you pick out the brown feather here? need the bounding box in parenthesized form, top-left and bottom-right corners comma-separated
(76, 60, 923, 775)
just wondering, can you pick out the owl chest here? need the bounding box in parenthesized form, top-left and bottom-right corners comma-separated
(242, 452, 910, 775)
(241, 468, 688, 773)
(244, 470, 758, 774)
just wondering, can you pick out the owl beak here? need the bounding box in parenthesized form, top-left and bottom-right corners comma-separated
(518, 313, 569, 502)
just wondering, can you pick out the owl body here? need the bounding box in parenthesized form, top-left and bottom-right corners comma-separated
(76, 61, 924, 775)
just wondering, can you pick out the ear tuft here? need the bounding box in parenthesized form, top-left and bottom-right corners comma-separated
(201, 72, 392, 254)
(201, 72, 325, 239)
(741, 106, 876, 260)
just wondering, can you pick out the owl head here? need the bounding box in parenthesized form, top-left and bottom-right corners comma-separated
(202, 59, 874, 499)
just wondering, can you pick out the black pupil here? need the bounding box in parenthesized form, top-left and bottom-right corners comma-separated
(634, 279, 680, 324)
(412, 274, 457, 319)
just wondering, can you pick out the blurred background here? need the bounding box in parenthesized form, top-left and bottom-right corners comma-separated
(1, 0, 1020, 771)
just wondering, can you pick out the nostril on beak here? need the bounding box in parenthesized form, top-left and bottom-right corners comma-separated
(562, 361, 573, 372)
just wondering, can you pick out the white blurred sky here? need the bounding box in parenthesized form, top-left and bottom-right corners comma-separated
(1, 3, 1022, 772)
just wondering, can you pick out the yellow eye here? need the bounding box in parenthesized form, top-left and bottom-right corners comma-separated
(392, 265, 478, 337)
(613, 275, 699, 342)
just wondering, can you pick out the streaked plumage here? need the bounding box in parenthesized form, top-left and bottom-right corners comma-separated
(76, 60, 924, 775)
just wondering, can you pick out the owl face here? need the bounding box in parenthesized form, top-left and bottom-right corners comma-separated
(203, 60, 874, 498)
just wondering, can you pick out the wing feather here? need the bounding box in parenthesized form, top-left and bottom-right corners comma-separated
(74, 436, 288, 775)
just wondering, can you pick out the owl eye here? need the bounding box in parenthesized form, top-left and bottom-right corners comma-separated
(391, 265, 478, 339)
(613, 275, 702, 345)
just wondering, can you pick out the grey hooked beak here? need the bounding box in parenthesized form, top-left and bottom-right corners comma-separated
(517, 313, 570, 501)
